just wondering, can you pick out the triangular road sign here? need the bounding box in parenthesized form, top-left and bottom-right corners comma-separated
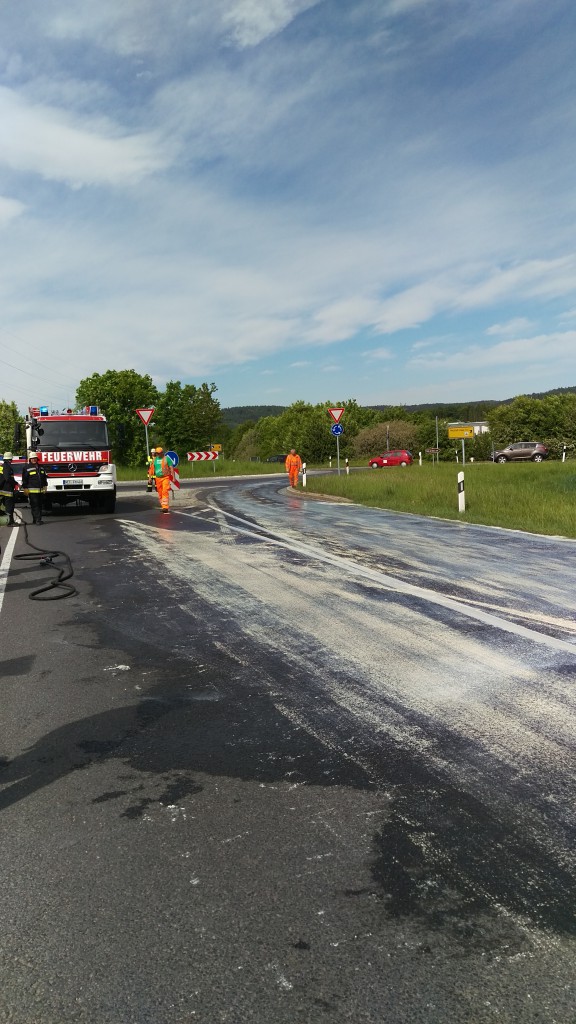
(136, 407, 155, 426)
(328, 407, 344, 424)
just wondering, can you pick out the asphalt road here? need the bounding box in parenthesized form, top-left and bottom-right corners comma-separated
(1, 477, 575, 1024)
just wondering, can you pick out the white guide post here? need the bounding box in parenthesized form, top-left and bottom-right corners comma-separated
(458, 471, 465, 513)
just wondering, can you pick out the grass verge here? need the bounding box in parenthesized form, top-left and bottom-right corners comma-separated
(117, 460, 288, 481)
(303, 462, 576, 539)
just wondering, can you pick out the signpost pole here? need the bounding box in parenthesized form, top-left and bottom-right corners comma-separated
(461, 438, 466, 467)
(328, 408, 345, 475)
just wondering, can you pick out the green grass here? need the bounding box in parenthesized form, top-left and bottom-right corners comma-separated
(304, 461, 576, 539)
(117, 460, 289, 481)
(117, 458, 576, 538)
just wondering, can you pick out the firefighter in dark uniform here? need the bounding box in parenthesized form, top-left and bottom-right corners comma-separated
(22, 451, 48, 524)
(0, 451, 18, 525)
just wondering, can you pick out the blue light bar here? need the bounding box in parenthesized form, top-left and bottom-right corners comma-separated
(39, 405, 49, 416)
(88, 405, 98, 415)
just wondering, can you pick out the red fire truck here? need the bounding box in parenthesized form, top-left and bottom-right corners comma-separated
(21, 405, 117, 513)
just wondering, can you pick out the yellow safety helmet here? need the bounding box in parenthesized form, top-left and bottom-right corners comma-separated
(156, 446, 164, 453)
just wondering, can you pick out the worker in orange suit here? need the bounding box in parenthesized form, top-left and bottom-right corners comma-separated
(152, 446, 174, 514)
(285, 448, 303, 488)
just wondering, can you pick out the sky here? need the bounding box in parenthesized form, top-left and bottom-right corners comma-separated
(1, 0, 576, 413)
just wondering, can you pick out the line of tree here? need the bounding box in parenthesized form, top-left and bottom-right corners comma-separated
(3, 377, 575, 466)
(75, 370, 222, 466)
(226, 392, 576, 463)
(0, 400, 24, 455)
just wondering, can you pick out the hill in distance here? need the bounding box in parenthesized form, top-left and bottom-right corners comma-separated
(221, 387, 576, 429)
(221, 405, 286, 429)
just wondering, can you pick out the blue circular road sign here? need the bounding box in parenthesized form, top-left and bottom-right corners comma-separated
(165, 450, 179, 466)
(331, 424, 343, 436)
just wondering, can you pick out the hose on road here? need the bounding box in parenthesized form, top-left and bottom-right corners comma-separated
(12, 510, 78, 601)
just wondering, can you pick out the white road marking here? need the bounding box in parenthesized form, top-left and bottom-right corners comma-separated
(0, 528, 19, 620)
(116, 513, 576, 656)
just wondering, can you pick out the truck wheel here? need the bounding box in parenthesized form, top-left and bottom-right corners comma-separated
(94, 490, 116, 514)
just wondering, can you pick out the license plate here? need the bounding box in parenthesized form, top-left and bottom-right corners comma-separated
(63, 478, 81, 488)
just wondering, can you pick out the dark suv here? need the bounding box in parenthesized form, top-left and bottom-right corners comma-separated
(491, 442, 549, 463)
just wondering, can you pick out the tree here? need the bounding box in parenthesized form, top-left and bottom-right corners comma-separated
(227, 420, 256, 458)
(488, 394, 576, 456)
(352, 421, 420, 458)
(76, 370, 158, 466)
(229, 400, 383, 463)
(154, 381, 221, 455)
(233, 426, 261, 461)
(0, 400, 25, 455)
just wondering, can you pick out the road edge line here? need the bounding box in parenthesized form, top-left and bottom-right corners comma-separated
(0, 529, 20, 619)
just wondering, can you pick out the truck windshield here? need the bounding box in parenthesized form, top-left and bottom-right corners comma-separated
(36, 421, 110, 450)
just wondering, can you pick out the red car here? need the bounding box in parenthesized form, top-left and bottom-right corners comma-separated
(368, 449, 413, 468)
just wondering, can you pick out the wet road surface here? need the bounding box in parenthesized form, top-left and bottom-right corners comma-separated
(1, 477, 575, 1023)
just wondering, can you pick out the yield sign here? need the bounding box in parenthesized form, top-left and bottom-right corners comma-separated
(136, 407, 155, 426)
(328, 407, 344, 424)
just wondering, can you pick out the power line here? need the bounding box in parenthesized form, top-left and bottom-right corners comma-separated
(0, 352, 78, 396)
(0, 327, 80, 389)
(0, 379, 75, 410)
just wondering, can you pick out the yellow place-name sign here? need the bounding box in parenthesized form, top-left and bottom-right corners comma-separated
(448, 426, 474, 439)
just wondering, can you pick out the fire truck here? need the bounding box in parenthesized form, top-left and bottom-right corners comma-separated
(19, 405, 117, 513)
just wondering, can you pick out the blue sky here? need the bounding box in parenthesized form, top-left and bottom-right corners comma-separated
(1, 0, 575, 412)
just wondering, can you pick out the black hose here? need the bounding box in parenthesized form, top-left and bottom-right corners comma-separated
(12, 510, 78, 600)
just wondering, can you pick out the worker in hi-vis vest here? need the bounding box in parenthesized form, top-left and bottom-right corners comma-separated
(152, 446, 174, 514)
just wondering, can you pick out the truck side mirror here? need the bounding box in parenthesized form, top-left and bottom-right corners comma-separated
(13, 422, 21, 446)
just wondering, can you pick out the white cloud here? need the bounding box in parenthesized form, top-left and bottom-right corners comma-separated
(44, 0, 320, 56)
(371, 281, 454, 334)
(0, 87, 166, 185)
(223, 0, 320, 48)
(363, 346, 394, 360)
(455, 258, 576, 310)
(307, 296, 383, 343)
(557, 308, 576, 325)
(0, 195, 25, 226)
(0, 0, 574, 408)
(409, 331, 576, 374)
(486, 317, 534, 337)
